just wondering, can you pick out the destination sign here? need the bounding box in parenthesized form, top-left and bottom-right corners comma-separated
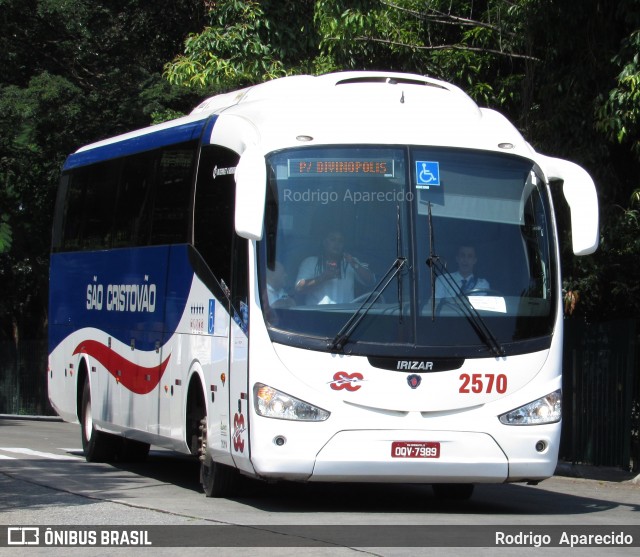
(288, 158, 395, 178)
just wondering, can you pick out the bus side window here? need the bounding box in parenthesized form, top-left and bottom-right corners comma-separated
(193, 145, 240, 289)
(231, 235, 248, 330)
(81, 162, 120, 249)
(150, 144, 197, 245)
(61, 160, 119, 251)
(112, 152, 154, 247)
(58, 173, 83, 251)
(58, 141, 198, 252)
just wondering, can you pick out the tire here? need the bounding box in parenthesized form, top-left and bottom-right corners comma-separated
(199, 417, 239, 498)
(80, 379, 121, 463)
(432, 483, 475, 500)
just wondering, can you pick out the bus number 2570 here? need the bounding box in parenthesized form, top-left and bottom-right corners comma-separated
(459, 373, 507, 394)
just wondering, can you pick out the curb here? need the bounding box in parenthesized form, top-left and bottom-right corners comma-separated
(555, 460, 640, 484)
(0, 414, 63, 422)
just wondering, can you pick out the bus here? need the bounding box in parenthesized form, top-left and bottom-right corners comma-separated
(48, 71, 599, 499)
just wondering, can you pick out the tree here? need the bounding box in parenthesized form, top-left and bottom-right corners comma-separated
(314, 0, 536, 109)
(167, 1, 537, 111)
(596, 2, 640, 159)
(0, 216, 11, 254)
(165, 0, 317, 91)
(575, 16, 640, 320)
(0, 0, 206, 341)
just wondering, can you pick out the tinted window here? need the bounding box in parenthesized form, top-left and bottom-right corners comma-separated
(193, 145, 240, 288)
(258, 146, 556, 357)
(55, 141, 197, 251)
(150, 146, 196, 245)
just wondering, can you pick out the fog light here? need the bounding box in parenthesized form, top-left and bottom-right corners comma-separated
(274, 436, 286, 446)
(535, 441, 546, 452)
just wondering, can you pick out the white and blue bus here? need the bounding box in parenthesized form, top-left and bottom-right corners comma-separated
(48, 72, 598, 499)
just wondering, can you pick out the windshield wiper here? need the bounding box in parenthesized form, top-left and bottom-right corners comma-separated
(425, 201, 438, 321)
(428, 258, 505, 357)
(425, 202, 505, 358)
(396, 201, 404, 324)
(329, 257, 407, 352)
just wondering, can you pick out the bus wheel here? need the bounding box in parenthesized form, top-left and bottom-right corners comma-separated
(80, 379, 121, 463)
(199, 417, 239, 498)
(432, 483, 474, 500)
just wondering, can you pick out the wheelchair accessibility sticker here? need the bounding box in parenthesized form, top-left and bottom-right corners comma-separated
(416, 161, 440, 188)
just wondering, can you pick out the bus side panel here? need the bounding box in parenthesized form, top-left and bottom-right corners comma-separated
(48, 253, 77, 422)
(204, 329, 233, 463)
(157, 245, 233, 454)
(228, 315, 252, 473)
(48, 246, 189, 434)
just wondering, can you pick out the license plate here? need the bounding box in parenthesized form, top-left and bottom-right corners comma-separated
(391, 441, 440, 458)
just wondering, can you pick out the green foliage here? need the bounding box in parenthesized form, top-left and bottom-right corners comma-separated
(596, 30, 640, 158)
(0, 0, 205, 340)
(167, 0, 542, 111)
(313, 0, 534, 110)
(165, 3, 286, 89)
(165, 0, 318, 91)
(564, 205, 640, 321)
(0, 215, 12, 254)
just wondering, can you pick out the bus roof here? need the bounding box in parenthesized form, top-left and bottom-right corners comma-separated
(64, 71, 532, 170)
(206, 71, 531, 158)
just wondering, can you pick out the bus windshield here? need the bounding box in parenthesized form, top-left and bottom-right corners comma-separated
(258, 146, 556, 357)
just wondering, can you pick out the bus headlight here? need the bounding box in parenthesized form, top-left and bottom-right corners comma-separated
(499, 390, 562, 425)
(254, 383, 330, 421)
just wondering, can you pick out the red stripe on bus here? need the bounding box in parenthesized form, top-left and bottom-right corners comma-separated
(73, 340, 170, 395)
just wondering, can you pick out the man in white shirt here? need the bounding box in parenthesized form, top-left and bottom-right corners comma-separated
(435, 245, 490, 298)
(295, 231, 374, 305)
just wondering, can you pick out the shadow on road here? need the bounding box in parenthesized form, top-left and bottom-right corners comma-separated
(2, 448, 638, 518)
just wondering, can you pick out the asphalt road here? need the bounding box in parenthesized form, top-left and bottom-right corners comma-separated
(0, 417, 638, 556)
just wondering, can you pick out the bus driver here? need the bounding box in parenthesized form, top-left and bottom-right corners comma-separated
(295, 231, 374, 304)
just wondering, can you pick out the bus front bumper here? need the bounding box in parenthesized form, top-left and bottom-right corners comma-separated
(249, 429, 558, 484)
(309, 430, 509, 483)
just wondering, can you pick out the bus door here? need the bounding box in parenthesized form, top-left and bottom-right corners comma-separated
(155, 243, 232, 451)
(227, 235, 251, 473)
(192, 144, 252, 470)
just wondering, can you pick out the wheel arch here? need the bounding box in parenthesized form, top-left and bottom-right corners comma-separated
(185, 363, 207, 455)
(75, 356, 90, 422)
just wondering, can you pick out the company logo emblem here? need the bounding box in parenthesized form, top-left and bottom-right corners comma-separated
(232, 413, 246, 453)
(407, 374, 422, 389)
(212, 166, 236, 179)
(329, 371, 364, 391)
(397, 360, 434, 371)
